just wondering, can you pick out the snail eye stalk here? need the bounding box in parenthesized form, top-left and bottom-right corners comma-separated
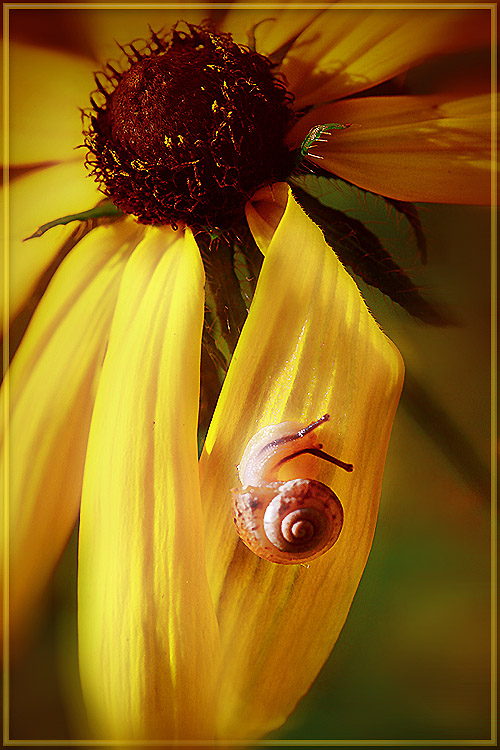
(276, 448, 353, 473)
(232, 417, 352, 564)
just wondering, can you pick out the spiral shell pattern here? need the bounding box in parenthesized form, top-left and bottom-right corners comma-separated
(232, 478, 343, 564)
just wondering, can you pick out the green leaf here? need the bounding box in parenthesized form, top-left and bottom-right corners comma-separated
(24, 201, 123, 240)
(291, 173, 428, 263)
(195, 228, 252, 365)
(195, 227, 262, 453)
(384, 197, 427, 262)
(289, 176, 450, 326)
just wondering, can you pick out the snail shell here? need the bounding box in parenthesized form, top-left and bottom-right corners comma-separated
(231, 415, 351, 565)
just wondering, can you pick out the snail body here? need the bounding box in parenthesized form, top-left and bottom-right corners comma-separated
(232, 415, 353, 565)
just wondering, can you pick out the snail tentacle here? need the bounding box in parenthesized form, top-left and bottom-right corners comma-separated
(231, 415, 353, 565)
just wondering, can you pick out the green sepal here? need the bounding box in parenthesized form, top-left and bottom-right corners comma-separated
(289, 177, 451, 326)
(24, 201, 124, 241)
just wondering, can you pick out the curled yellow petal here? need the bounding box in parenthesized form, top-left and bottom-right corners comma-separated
(245, 182, 288, 248)
(293, 94, 492, 205)
(284, 8, 490, 108)
(8, 43, 95, 166)
(78, 227, 219, 740)
(199, 186, 404, 739)
(2, 220, 140, 646)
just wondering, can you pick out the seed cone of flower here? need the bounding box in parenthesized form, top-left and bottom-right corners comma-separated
(85, 23, 296, 227)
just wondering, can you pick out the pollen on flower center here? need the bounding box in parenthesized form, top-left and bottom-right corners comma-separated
(84, 22, 296, 229)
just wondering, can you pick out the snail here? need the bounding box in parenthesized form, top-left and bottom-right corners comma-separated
(231, 414, 353, 564)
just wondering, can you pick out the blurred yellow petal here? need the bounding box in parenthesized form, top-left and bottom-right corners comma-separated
(283, 8, 490, 108)
(199, 186, 404, 738)
(8, 42, 95, 166)
(298, 94, 492, 205)
(4, 160, 104, 322)
(80, 7, 213, 62)
(220, 6, 323, 54)
(78, 228, 219, 740)
(2, 220, 139, 646)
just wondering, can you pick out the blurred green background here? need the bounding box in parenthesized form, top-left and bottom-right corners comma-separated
(270, 200, 493, 743)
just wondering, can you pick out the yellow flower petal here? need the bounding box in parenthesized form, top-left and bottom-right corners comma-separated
(199, 186, 404, 738)
(3, 160, 104, 322)
(2, 220, 139, 646)
(296, 94, 492, 205)
(8, 42, 95, 166)
(283, 8, 490, 108)
(220, 6, 323, 55)
(78, 227, 219, 740)
(244, 182, 288, 248)
(80, 8, 213, 62)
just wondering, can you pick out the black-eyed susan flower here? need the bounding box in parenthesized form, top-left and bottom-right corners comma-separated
(3, 4, 492, 742)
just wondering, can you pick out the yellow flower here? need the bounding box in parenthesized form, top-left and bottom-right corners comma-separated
(2, 4, 491, 742)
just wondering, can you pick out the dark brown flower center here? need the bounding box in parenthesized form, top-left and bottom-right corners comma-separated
(84, 22, 296, 229)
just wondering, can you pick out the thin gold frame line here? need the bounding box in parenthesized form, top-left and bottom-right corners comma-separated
(3, 2, 497, 747)
(3, 3, 11, 748)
